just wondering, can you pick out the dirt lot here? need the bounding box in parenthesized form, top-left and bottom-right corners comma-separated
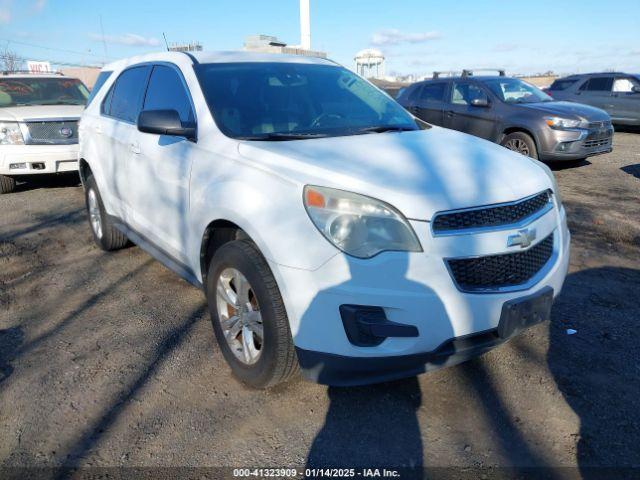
(1, 132, 639, 476)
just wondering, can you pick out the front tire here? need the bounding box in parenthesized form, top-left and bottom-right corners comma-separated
(84, 174, 128, 251)
(501, 132, 538, 159)
(206, 240, 298, 388)
(0, 175, 16, 194)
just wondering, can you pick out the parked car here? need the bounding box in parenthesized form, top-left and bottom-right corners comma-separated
(397, 70, 613, 161)
(547, 72, 640, 126)
(79, 52, 570, 388)
(0, 71, 90, 193)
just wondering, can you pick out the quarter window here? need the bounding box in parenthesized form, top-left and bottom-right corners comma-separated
(143, 65, 195, 125)
(580, 77, 613, 92)
(86, 71, 112, 108)
(105, 66, 151, 122)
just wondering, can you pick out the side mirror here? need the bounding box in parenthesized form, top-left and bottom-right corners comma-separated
(470, 97, 490, 107)
(632, 86, 640, 94)
(137, 109, 196, 141)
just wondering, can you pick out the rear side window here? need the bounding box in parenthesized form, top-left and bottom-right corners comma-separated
(420, 82, 446, 102)
(104, 66, 151, 123)
(548, 79, 577, 91)
(580, 77, 613, 92)
(85, 71, 112, 108)
(613, 77, 640, 93)
(143, 65, 195, 125)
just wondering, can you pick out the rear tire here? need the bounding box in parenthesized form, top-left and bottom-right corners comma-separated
(0, 175, 16, 194)
(84, 174, 128, 251)
(206, 239, 299, 388)
(501, 132, 538, 159)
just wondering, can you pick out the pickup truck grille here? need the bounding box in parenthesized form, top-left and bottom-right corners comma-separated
(432, 190, 552, 234)
(447, 233, 554, 292)
(25, 120, 79, 145)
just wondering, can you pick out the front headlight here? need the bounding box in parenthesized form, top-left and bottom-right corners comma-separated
(303, 185, 422, 259)
(544, 116, 583, 130)
(0, 122, 24, 145)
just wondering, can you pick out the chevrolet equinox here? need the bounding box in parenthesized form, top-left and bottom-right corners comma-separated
(79, 52, 570, 387)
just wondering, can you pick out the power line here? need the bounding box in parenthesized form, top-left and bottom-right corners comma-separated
(0, 37, 116, 60)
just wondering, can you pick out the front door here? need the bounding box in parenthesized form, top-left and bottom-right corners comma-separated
(444, 81, 496, 140)
(126, 64, 197, 262)
(574, 76, 615, 114)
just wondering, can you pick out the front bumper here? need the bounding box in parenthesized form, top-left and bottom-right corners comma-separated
(272, 204, 570, 385)
(0, 144, 79, 175)
(539, 125, 614, 161)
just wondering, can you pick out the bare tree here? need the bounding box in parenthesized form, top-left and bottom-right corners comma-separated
(0, 47, 22, 72)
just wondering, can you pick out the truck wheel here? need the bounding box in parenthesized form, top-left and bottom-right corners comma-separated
(84, 174, 128, 251)
(206, 239, 299, 388)
(0, 175, 16, 194)
(501, 132, 538, 159)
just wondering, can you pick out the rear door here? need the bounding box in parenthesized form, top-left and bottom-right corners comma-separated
(611, 76, 640, 123)
(99, 65, 151, 219)
(414, 81, 447, 126)
(444, 81, 496, 140)
(127, 64, 197, 260)
(574, 76, 614, 113)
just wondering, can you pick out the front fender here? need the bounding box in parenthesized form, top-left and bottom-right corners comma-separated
(189, 176, 339, 279)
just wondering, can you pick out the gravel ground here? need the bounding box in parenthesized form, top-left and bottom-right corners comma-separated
(1, 132, 639, 475)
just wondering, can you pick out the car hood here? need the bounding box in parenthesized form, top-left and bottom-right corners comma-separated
(518, 101, 610, 121)
(0, 105, 84, 122)
(238, 126, 552, 221)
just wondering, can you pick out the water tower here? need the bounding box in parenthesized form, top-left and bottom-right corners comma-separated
(354, 49, 386, 79)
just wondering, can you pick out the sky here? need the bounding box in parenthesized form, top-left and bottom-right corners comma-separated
(1, 0, 639, 76)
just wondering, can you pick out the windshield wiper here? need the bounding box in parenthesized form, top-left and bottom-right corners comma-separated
(240, 132, 329, 141)
(355, 125, 417, 134)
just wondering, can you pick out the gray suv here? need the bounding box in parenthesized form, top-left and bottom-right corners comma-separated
(547, 72, 640, 127)
(397, 71, 613, 161)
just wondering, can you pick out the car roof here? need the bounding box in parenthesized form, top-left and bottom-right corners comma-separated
(102, 50, 336, 71)
(423, 75, 513, 83)
(1, 73, 68, 79)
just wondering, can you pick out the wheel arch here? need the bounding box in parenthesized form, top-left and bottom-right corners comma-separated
(199, 219, 252, 284)
(500, 126, 541, 153)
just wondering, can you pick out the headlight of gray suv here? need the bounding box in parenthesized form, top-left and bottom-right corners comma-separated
(303, 185, 422, 259)
(544, 116, 584, 130)
(0, 122, 24, 145)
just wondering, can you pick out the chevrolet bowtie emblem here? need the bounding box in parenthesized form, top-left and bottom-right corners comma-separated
(507, 228, 536, 249)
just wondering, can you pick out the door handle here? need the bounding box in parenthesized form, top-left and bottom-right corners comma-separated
(445, 110, 454, 117)
(94, 125, 102, 134)
(130, 143, 141, 154)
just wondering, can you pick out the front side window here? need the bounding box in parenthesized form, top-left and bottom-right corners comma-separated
(581, 77, 613, 92)
(0, 77, 88, 107)
(106, 66, 151, 123)
(143, 65, 195, 125)
(451, 82, 487, 105)
(420, 82, 446, 103)
(481, 78, 552, 104)
(613, 77, 640, 93)
(195, 62, 418, 140)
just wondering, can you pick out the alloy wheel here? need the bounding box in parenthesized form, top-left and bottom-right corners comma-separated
(88, 189, 103, 239)
(215, 267, 264, 365)
(505, 138, 531, 157)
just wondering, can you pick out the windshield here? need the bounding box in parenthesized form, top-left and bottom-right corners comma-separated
(196, 62, 418, 140)
(481, 78, 553, 104)
(0, 77, 89, 107)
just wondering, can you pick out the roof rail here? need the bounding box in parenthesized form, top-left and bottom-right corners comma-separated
(1, 70, 64, 76)
(432, 71, 460, 79)
(462, 68, 506, 77)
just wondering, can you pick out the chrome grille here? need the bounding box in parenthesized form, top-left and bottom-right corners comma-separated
(587, 120, 612, 129)
(25, 120, 79, 145)
(583, 138, 611, 149)
(432, 190, 552, 234)
(447, 233, 555, 292)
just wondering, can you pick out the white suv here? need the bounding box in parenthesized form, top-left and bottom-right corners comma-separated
(79, 52, 570, 388)
(0, 72, 90, 193)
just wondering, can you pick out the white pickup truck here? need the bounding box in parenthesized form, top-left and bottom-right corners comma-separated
(0, 72, 89, 193)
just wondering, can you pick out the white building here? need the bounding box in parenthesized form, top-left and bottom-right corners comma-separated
(354, 49, 386, 79)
